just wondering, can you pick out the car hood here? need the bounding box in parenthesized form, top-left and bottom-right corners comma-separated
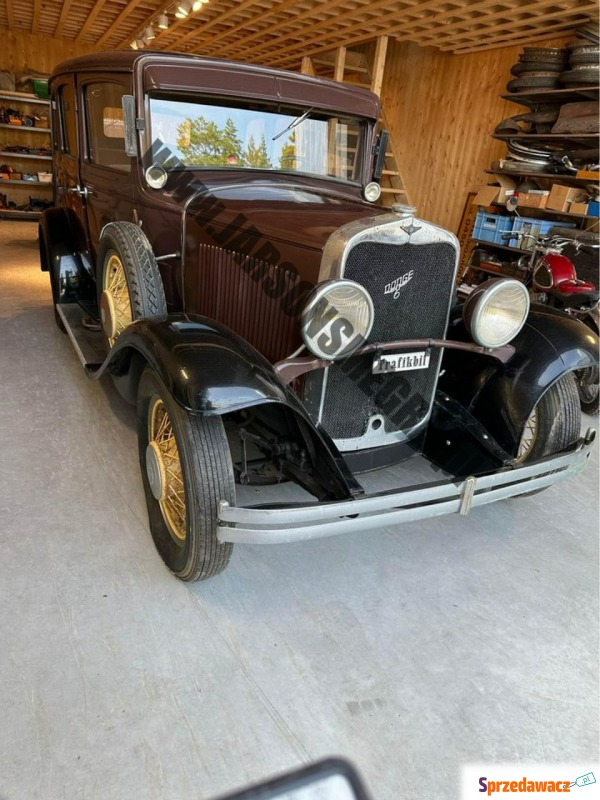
(179, 171, 389, 252)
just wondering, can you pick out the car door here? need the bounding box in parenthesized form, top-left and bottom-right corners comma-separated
(52, 75, 84, 225)
(77, 75, 135, 269)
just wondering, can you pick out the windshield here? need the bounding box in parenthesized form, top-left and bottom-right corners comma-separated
(148, 95, 365, 184)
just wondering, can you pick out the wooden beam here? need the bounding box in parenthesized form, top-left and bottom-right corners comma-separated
(370, 36, 388, 97)
(5, 0, 14, 29)
(31, 0, 41, 34)
(263, 0, 593, 67)
(54, 0, 75, 37)
(97, 0, 148, 47)
(75, 0, 110, 43)
(174, 0, 312, 54)
(300, 56, 315, 76)
(212, 0, 424, 60)
(333, 46, 346, 82)
(451, 20, 594, 54)
(163, 0, 268, 52)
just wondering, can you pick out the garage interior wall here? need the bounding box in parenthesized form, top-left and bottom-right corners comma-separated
(381, 36, 568, 232)
(1, 29, 566, 233)
(1, 30, 99, 74)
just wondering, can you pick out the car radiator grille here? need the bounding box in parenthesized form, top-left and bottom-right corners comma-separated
(320, 240, 458, 440)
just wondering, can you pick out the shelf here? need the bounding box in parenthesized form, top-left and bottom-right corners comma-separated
(0, 150, 51, 160)
(485, 169, 596, 184)
(472, 239, 524, 254)
(0, 208, 41, 220)
(0, 179, 52, 187)
(490, 201, 598, 220)
(0, 123, 50, 133)
(493, 133, 599, 146)
(502, 86, 600, 105)
(0, 91, 49, 106)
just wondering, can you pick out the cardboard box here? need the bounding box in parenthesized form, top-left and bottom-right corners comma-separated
(570, 202, 589, 215)
(547, 184, 587, 212)
(473, 175, 516, 207)
(518, 191, 549, 209)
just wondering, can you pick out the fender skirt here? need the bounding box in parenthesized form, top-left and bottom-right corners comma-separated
(435, 305, 599, 460)
(89, 313, 361, 501)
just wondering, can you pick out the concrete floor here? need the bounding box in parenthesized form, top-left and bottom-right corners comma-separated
(0, 220, 598, 800)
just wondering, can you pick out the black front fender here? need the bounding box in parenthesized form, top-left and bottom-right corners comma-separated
(439, 305, 599, 457)
(90, 313, 359, 501)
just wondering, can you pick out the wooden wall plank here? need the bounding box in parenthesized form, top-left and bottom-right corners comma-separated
(379, 36, 570, 232)
(0, 29, 101, 74)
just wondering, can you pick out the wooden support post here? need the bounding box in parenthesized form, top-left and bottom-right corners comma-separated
(300, 56, 315, 76)
(370, 36, 388, 97)
(334, 46, 346, 82)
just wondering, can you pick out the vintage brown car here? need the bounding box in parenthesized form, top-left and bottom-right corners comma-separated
(40, 51, 597, 581)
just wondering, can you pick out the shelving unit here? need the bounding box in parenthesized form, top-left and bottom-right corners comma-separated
(469, 81, 599, 279)
(0, 90, 52, 220)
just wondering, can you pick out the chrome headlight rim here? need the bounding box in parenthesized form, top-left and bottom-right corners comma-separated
(301, 279, 375, 361)
(464, 278, 530, 349)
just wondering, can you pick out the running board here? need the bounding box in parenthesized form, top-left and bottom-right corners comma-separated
(56, 304, 107, 369)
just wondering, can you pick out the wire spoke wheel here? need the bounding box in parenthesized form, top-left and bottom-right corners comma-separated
(101, 252, 133, 346)
(516, 407, 539, 463)
(148, 396, 187, 544)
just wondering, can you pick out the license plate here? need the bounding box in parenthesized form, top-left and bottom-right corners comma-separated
(372, 350, 431, 374)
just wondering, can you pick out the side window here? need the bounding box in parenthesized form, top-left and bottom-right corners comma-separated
(58, 83, 78, 156)
(84, 82, 130, 172)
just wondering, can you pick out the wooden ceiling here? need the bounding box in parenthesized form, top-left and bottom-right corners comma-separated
(0, 0, 597, 65)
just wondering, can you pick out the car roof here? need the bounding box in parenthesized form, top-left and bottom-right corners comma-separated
(51, 51, 380, 120)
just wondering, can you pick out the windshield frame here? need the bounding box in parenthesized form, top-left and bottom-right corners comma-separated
(143, 91, 368, 187)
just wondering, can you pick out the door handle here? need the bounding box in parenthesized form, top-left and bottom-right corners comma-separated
(67, 184, 89, 198)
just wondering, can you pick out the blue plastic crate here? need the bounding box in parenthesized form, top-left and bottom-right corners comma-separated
(473, 212, 512, 244)
(510, 217, 576, 250)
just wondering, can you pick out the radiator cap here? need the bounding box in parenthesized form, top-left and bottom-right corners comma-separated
(391, 203, 417, 218)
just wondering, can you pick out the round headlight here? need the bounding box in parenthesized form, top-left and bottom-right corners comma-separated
(301, 280, 374, 360)
(464, 278, 530, 349)
(363, 182, 381, 203)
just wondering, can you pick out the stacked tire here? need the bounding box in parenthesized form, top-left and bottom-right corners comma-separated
(507, 47, 567, 93)
(560, 42, 600, 88)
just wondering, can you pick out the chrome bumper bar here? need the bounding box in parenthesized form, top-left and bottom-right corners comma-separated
(217, 436, 595, 544)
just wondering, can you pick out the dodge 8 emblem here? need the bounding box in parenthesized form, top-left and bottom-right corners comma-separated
(385, 270, 414, 300)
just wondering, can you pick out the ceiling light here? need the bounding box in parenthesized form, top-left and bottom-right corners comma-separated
(144, 24, 155, 40)
(136, 38, 146, 49)
(176, 0, 192, 17)
(130, 39, 139, 49)
(191, 0, 204, 10)
(157, 12, 169, 29)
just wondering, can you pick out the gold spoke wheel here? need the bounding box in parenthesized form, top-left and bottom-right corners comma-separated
(147, 397, 187, 543)
(100, 253, 133, 347)
(516, 407, 539, 463)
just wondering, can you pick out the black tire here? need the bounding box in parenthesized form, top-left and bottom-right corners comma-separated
(517, 373, 581, 463)
(522, 47, 567, 60)
(559, 69, 600, 85)
(511, 61, 565, 75)
(96, 221, 167, 347)
(507, 76, 560, 92)
(137, 366, 235, 581)
(577, 367, 599, 416)
(570, 52, 600, 65)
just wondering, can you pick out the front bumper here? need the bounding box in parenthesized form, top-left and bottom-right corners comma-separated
(217, 433, 595, 544)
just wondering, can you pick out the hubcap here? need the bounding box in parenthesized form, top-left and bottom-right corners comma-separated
(102, 253, 132, 346)
(148, 397, 186, 543)
(516, 407, 539, 463)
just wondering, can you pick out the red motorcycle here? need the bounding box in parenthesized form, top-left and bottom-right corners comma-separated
(480, 231, 600, 415)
